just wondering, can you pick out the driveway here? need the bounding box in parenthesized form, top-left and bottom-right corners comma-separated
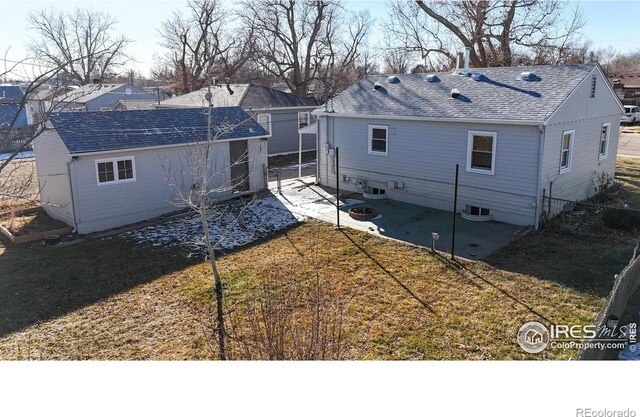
(271, 177, 521, 259)
(618, 131, 640, 157)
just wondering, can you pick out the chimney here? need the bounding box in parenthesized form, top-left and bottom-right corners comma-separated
(463, 47, 471, 75)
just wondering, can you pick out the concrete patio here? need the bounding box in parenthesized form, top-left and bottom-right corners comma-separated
(270, 177, 524, 259)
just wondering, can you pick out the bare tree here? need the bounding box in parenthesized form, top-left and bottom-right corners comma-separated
(383, 0, 586, 68)
(27, 8, 130, 85)
(239, 0, 371, 98)
(162, 86, 270, 359)
(383, 49, 413, 74)
(158, 0, 255, 94)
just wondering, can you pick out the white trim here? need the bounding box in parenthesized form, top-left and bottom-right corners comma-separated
(466, 130, 497, 175)
(559, 129, 574, 174)
(257, 112, 272, 135)
(368, 124, 388, 156)
(69, 134, 269, 157)
(599, 122, 611, 161)
(95, 156, 136, 186)
(313, 111, 543, 126)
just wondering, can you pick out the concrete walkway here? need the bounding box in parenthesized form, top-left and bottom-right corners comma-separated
(270, 177, 522, 259)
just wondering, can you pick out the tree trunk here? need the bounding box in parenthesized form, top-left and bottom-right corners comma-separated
(200, 202, 227, 360)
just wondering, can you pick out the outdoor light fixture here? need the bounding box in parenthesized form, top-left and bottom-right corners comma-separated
(606, 314, 619, 330)
(431, 232, 440, 252)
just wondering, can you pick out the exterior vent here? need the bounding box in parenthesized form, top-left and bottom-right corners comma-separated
(520, 71, 536, 81)
(450, 88, 461, 99)
(425, 74, 439, 82)
(471, 73, 483, 81)
(373, 82, 383, 90)
(387, 76, 400, 84)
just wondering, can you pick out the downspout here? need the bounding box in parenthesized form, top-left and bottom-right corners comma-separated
(534, 124, 546, 230)
(66, 158, 78, 233)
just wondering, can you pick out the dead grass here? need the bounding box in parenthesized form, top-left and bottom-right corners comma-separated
(0, 158, 39, 212)
(3, 157, 639, 360)
(0, 207, 67, 235)
(0, 220, 606, 360)
(615, 156, 640, 208)
(268, 150, 316, 168)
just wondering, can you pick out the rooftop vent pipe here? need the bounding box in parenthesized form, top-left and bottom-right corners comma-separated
(387, 76, 400, 84)
(520, 71, 536, 81)
(451, 88, 461, 99)
(373, 82, 383, 90)
(463, 47, 471, 75)
(425, 74, 439, 82)
(471, 73, 483, 81)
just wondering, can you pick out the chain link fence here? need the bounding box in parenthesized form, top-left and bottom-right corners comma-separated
(580, 242, 640, 360)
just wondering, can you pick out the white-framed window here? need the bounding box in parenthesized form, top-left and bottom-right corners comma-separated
(257, 113, 272, 135)
(298, 112, 310, 129)
(95, 156, 136, 185)
(466, 131, 497, 175)
(560, 130, 574, 174)
(368, 125, 388, 156)
(599, 123, 610, 160)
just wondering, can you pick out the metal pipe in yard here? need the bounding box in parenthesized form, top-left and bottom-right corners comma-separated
(548, 181, 553, 217)
(277, 167, 281, 195)
(451, 163, 459, 260)
(336, 146, 340, 229)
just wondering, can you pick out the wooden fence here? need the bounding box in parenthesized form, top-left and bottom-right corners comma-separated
(580, 242, 640, 360)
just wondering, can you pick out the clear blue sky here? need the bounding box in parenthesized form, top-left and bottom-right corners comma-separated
(1, 0, 639, 79)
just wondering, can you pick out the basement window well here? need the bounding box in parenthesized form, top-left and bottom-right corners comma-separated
(363, 186, 387, 199)
(461, 205, 492, 221)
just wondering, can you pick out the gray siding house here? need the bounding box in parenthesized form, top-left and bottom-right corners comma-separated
(160, 84, 320, 155)
(315, 64, 623, 227)
(34, 107, 270, 234)
(55, 83, 160, 111)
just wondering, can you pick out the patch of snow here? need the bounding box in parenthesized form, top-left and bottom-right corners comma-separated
(120, 195, 299, 256)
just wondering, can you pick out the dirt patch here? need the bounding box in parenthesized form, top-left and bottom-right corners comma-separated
(0, 158, 39, 212)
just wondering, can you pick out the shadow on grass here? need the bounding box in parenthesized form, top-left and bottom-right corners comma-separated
(0, 237, 199, 338)
(432, 252, 553, 324)
(339, 228, 435, 314)
(483, 229, 635, 298)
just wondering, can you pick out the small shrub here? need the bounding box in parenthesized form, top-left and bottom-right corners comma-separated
(593, 171, 617, 203)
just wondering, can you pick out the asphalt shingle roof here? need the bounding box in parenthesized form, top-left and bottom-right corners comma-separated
(0, 86, 25, 103)
(50, 107, 269, 154)
(327, 64, 597, 122)
(60, 83, 159, 104)
(0, 104, 28, 128)
(241, 85, 319, 108)
(161, 84, 319, 109)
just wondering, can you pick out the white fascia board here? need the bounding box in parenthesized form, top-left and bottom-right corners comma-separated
(68, 134, 270, 157)
(246, 105, 321, 112)
(312, 111, 543, 126)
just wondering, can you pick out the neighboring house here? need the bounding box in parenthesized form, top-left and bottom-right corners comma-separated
(610, 75, 640, 106)
(0, 85, 28, 128)
(33, 107, 270, 234)
(314, 63, 623, 227)
(160, 84, 320, 155)
(54, 83, 161, 112)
